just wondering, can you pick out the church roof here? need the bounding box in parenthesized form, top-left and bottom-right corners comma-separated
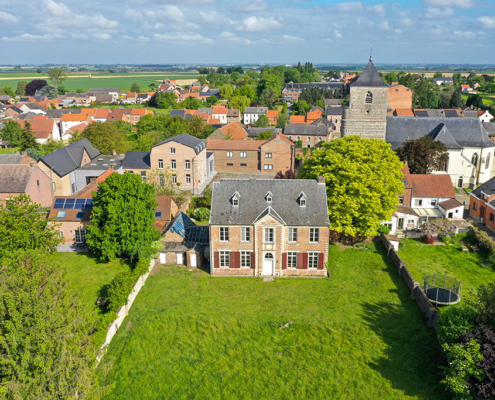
(351, 59, 389, 88)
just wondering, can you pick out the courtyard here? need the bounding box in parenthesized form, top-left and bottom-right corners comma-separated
(96, 242, 448, 400)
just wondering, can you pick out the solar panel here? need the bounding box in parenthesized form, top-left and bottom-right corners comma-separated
(53, 198, 94, 210)
(415, 110, 428, 117)
(53, 198, 65, 209)
(85, 199, 93, 210)
(64, 198, 76, 208)
(445, 110, 458, 118)
(75, 199, 86, 208)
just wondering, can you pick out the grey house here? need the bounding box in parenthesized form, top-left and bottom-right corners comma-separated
(73, 154, 125, 192)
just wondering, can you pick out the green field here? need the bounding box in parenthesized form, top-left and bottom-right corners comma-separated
(399, 238, 495, 304)
(0, 74, 198, 93)
(98, 243, 448, 400)
(51, 252, 131, 313)
(461, 93, 495, 106)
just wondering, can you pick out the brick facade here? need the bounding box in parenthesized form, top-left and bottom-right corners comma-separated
(388, 85, 413, 111)
(210, 214, 329, 277)
(260, 135, 294, 173)
(210, 149, 260, 173)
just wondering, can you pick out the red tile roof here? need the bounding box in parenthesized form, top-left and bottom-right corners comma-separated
(95, 108, 111, 119)
(438, 198, 463, 210)
(18, 120, 55, 139)
(212, 106, 227, 114)
(97, 169, 116, 183)
(395, 108, 415, 116)
(219, 121, 248, 140)
(408, 174, 455, 198)
(289, 115, 307, 124)
(61, 114, 88, 122)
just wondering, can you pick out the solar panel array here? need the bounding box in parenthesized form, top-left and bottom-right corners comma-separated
(444, 110, 458, 118)
(53, 198, 93, 210)
(415, 110, 428, 117)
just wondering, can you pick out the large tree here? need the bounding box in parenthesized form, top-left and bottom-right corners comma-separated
(298, 136, 404, 238)
(16, 80, 28, 96)
(0, 251, 100, 399)
(0, 120, 23, 144)
(130, 82, 141, 93)
(86, 172, 161, 261)
(0, 194, 62, 260)
(18, 121, 40, 151)
(25, 79, 48, 95)
(253, 114, 270, 128)
(47, 67, 68, 87)
(396, 136, 449, 174)
(450, 90, 464, 108)
(41, 84, 58, 99)
(80, 121, 130, 154)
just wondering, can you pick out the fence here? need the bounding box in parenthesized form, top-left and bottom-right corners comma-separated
(380, 234, 440, 331)
(101, 258, 156, 350)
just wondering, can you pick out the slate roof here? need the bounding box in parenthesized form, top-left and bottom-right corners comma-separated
(244, 107, 268, 115)
(0, 154, 29, 165)
(88, 88, 120, 94)
(79, 154, 124, 170)
(385, 117, 495, 150)
(122, 151, 151, 169)
(0, 165, 35, 193)
(166, 212, 197, 238)
(246, 128, 282, 138)
(483, 122, 495, 136)
(170, 109, 186, 118)
(472, 176, 495, 198)
(210, 179, 330, 226)
(351, 59, 388, 88)
(39, 139, 101, 177)
(326, 107, 343, 116)
(283, 124, 330, 136)
(154, 133, 206, 155)
(45, 109, 72, 119)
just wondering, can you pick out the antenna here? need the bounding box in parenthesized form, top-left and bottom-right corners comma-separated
(370, 44, 373, 62)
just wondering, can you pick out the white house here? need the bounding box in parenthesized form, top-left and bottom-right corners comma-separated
(60, 114, 91, 135)
(383, 166, 463, 235)
(386, 117, 495, 188)
(243, 107, 268, 125)
(432, 77, 453, 86)
(212, 106, 228, 124)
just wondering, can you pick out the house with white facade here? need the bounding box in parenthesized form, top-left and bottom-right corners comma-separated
(212, 106, 228, 125)
(243, 107, 268, 125)
(383, 165, 463, 235)
(386, 117, 495, 188)
(60, 114, 92, 135)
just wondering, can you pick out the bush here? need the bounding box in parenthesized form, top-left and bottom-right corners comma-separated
(469, 227, 495, 251)
(421, 219, 456, 239)
(193, 207, 210, 222)
(106, 272, 135, 312)
(377, 225, 391, 234)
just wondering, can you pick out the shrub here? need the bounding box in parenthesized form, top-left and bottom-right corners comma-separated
(193, 207, 210, 222)
(106, 272, 135, 312)
(421, 219, 456, 239)
(377, 225, 391, 234)
(469, 227, 495, 251)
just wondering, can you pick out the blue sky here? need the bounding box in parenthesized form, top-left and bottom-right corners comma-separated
(0, 0, 493, 64)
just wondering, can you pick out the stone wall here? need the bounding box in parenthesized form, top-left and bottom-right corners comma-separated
(380, 234, 440, 331)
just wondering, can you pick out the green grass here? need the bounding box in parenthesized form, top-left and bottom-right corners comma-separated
(51, 252, 131, 313)
(98, 242, 448, 399)
(398, 238, 495, 303)
(0, 74, 197, 93)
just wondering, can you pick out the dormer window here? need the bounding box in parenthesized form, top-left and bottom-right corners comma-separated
(299, 192, 307, 207)
(365, 91, 373, 104)
(265, 192, 273, 203)
(232, 191, 240, 206)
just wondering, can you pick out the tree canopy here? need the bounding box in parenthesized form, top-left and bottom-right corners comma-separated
(253, 114, 270, 128)
(130, 83, 141, 93)
(79, 121, 131, 154)
(47, 67, 68, 87)
(86, 172, 161, 261)
(298, 136, 404, 238)
(396, 136, 449, 174)
(25, 79, 48, 95)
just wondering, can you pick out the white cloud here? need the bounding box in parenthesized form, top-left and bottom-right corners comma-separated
(401, 18, 415, 27)
(454, 30, 476, 39)
(2, 33, 63, 42)
(368, 4, 386, 16)
(92, 33, 112, 40)
(334, 1, 364, 13)
(235, 0, 267, 12)
(153, 32, 213, 44)
(379, 21, 392, 30)
(235, 16, 281, 32)
(282, 35, 306, 42)
(425, 7, 454, 19)
(44, 0, 119, 29)
(200, 10, 219, 23)
(478, 16, 495, 29)
(0, 11, 18, 24)
(123, 35, 151, 41)
(422, 0, 476, 8)
(219, 31, 251, 44)
(334, 30, 343, 39)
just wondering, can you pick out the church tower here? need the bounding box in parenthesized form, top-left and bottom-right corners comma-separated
(341, 57, 389, 140)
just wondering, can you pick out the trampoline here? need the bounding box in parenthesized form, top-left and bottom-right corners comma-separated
(423, 274, 462, 306)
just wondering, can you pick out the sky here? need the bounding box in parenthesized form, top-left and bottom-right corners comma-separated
(0, 0, 494, 65)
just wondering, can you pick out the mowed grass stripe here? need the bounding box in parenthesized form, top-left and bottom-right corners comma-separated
(98, 243, 448, 400)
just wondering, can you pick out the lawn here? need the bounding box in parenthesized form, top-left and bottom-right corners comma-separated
(98, 242, 448, 400)
(51, 252, 131, 313)
(398, 238, 495, 303)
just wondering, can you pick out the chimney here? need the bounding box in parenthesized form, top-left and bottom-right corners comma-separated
(89, 177, 97, 184)
(318, 176, 325, 184)
(112, 149, 117, 156)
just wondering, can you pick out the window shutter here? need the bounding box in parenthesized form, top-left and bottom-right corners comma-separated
(230, 252, 236, 269)
(297, 253, 304, 269)
(251, 252, 255, 269)
(302, 253, 309, 270)
(282, 253, 287, 270)
(318, 253, 324, 269)
(235, 252, 241, 268)
(214, 251, 219, 269)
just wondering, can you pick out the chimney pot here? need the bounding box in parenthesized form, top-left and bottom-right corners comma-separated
(318, 176, 325, 184)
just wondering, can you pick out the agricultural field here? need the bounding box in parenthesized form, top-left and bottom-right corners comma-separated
(98, 242, 448, 400)
(51, 252, 131, 313)
(0, 73, 198, 93)
(399, 238, 495, 304)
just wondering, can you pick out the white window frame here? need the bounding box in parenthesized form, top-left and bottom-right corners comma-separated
(158, 159, 164, 169)
(264, 164, 273, 170)
(220, 251, 230, 268)
(185, 160, 191, 170)
(287, 252, 298, 269)
(170, 147, 176, 154)
(414, 199, 423, 206)
(288, 227, 298, 243)
(265, 152, 272, 158)
(241, 227, 250, 242)
(241, 251, 251, 268)
(171, 160, 176, 170)
(74, 229, 86, 243)
(227, 151, 233, 158)
(431, 200, 437, 207)
(220, 227, 229, 242)
(186, 174, 191, 185)
(308, 252, 319, 269)
(307, 136, 311, 142)
(264, 227, 274, 243)
(172, 175, 177, 184)
(240, 152, 247, 158)
(309, 228, 319, 244)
